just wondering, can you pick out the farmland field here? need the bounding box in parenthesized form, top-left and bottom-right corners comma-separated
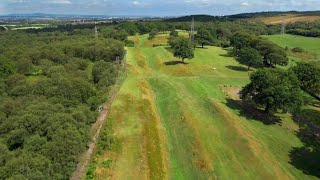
(92, 33, 318, 179)
(253, 14, 320, 24)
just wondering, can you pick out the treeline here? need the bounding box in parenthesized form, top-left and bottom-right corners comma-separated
(117, 20, 279, 37)
(165, 11, 320, 21)
(286, 21, 320, 37)
(0, 26, 126, 179)
(226, 29, 320, 115)
(230, 33, 288, 68)
(25, 22, 118, 33)
(229, 11, 320, 19)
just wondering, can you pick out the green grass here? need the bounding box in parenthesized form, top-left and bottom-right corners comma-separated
(94, 33, 318, 179)
(263, 34, 320, 63)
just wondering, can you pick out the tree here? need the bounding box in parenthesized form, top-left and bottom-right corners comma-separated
(230, 33, 254, 54)
(266, 53, 288, 67)
(0, 59, 14, 78)
(17, 58, 33, 75)
(240, 68, 304, 114)
(237, 48, 263, 70)
(255, 40, 288, 67)
(195, 27, 214, 48)
(169, 30, 178, 37)
(171, 37, 194, 63)
(148, 29, 158, 40)
(292, 62, 320, 100)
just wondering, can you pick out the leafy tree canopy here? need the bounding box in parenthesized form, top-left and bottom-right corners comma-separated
(240, 68, 304, 113)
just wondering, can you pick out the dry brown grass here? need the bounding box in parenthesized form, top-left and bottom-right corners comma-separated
(254, 14, 320, 24)
(139, 80, 168, 180)
(220, 86, 242, 100)
(180, 110, 214, 173)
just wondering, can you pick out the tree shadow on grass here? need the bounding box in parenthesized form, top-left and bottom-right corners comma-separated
(225, 65, 248, 72)
(289, 124, 320, 178)
(219, 53, 234, 57)
(196, 47, 209, 49)
(225, 98, 282, 125)
(289, 106, 320, 178)
(164, 61, 189, 66)
(219, 48, 235, 57)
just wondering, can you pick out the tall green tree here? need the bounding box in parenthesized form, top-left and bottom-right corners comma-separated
(169, 30, 178, 37)
(292, 62, 320, 100)
(237, 47, 263, 70)
(171, 37, 194, 63)
(195, 28, 214, 48)
(148, 29, 158, 40)
(240, 68, 304, 114)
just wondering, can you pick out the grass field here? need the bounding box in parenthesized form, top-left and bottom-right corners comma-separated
(92, 33, 318, 179)
(253, 14, 320, 24)
(263, 34, 320, 65)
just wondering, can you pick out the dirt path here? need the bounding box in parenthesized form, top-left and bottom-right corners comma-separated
(71, 66, 126, 180)
(71, 91, 121, 180)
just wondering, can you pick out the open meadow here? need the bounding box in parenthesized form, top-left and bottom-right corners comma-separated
(263, 34, 320, 63)
(91, 33, 318, 179)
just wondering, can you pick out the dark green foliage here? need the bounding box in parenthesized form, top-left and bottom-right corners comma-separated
(230, 33, 253, 53)
(125, 40, 135, 47)
(148, 29, 158, 40)
(195, 27, 214, 48)
(0, 27, 125, 179)
(292, 47, 305, 53)
(169, 30, 178, 37)
(0, 59, 14, 78)
(230, 32, 288, 67)
(170, 37, 194, 62)
(292, 62, 320, 99)
(86, 162, 97, 180)
(287, 21, 320, 37)
(102, 28, 128, 42)
(17, 58, 33, 75)
(240, 68, 304, 113)
(237, 48, 263, 70)
(96, 123, 117, 155)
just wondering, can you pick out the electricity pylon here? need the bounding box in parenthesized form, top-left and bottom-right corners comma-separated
(190, 17, 195, 43)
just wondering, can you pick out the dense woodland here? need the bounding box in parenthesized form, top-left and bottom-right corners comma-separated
(287, 21, 320, 37)
(0, 27, 126, 179)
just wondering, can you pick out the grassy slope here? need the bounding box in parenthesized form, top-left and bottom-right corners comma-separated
(94, 33, 318, 179)
(263, 34, 320, 64)
(253, 14, 320, 24)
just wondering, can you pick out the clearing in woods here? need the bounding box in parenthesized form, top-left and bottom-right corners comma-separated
(92, 32, 318, 179)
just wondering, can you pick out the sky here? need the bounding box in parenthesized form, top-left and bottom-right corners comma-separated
(0, 0, 320, 16)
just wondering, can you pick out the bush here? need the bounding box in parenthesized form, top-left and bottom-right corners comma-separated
(126, 40, 135, 47)
(292, 47, 305, 53)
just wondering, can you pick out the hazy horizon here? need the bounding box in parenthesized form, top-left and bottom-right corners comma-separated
(0, 0, 320, 16)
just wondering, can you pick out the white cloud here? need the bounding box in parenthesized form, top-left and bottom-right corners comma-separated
(240, 2, 249, 6)
(133, 1, 140, 5)
(132, 1, 148, 8)
(48, 0, 72, 4)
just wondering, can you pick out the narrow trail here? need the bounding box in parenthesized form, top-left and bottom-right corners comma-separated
(71, 66, 126, 180)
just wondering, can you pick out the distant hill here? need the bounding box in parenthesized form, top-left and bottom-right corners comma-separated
(164, 15, 228, 22)
(165, 11, 320, 23)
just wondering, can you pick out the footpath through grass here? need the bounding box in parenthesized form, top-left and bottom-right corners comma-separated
(93, 33, 318, 179)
